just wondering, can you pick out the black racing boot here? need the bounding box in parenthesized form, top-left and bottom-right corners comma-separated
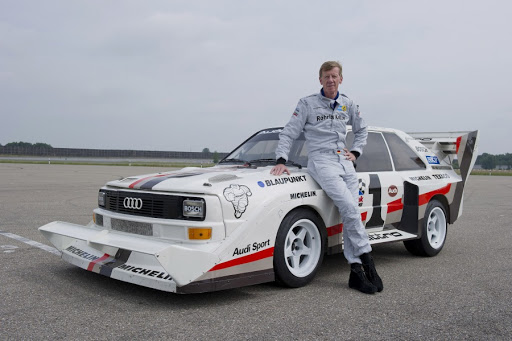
(348, 263, 377, 294)
(360, 253, 383, 292)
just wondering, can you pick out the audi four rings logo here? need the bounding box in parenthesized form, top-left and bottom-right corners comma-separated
(123, 197, 143, 209)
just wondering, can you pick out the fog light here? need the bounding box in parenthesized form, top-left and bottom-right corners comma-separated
(188, 228, 212, 240)
(93, 213, 104, 226)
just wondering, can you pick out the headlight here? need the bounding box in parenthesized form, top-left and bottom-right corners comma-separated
(183, 199, 205, 219)
(98, 191, 106, 207)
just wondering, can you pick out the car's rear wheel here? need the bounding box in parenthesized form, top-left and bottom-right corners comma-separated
(274, 209, 326, 287)
(404, 199, 447, 257)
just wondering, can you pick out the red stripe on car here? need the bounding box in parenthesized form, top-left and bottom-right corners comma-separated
(418, 184, 451, 206)
(129, 174, 169, 189)
(209, 247, 274, 271)
(456, 136, 462, 153)
(87, 254, 111, 271)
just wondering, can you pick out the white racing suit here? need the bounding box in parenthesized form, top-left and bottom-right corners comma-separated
(276, 91, 371, 264)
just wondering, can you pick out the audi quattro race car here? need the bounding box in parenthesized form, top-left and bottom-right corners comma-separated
(39, 126, 479, 294)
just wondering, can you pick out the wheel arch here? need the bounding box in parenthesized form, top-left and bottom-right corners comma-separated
(280, 205, 328, 234)
(430, 194, 450, 223)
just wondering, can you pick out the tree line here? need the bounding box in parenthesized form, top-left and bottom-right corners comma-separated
(476, 153, 512, 170)
(1, 141, 510, 169)
(1, 141, 53, 149)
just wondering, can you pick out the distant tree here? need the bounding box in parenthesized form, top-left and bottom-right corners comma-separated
(5, 141, 33, 148)
(33, 142, 53, 149)
(202, 147, 210, 154)
(452, 159, 459, 169)
(480, 153, 496, 170)
(213, 151, 219, 163)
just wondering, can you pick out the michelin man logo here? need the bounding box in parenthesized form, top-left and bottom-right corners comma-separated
(223, 184, 252, 219)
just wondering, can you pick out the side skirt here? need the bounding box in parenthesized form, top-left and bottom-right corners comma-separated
(177, 269, 275, 294)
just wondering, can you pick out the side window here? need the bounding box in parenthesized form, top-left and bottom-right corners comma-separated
(383, 133, 426, 171)
(347, 132, 393, 172)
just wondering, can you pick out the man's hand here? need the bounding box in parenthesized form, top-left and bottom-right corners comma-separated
(343, 148, 356, 162)
(270, 164, 290, 175)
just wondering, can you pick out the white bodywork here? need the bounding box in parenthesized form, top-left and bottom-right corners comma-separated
(39, 127, 479, 293)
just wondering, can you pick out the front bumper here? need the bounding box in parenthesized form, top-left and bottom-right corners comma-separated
(39, 221, 221, 292)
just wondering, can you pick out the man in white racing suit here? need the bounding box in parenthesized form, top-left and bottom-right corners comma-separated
(270, 61, 383, 294)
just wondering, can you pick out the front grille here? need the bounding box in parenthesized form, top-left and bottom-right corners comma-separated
(111, 219, 153, 236)
(99, 190, 204, 221)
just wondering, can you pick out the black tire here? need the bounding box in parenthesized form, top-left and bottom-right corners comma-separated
(404, 200, 448, 257)
(274, 209, 326, 287)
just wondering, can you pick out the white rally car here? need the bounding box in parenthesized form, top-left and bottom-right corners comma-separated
(39, 127, 479, 293)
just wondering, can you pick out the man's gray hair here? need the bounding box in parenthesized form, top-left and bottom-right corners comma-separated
(319, 61, 343, 78)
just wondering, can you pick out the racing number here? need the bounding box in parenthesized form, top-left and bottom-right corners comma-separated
(365, 174, 385, 227)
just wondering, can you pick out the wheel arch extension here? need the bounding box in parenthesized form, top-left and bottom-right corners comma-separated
(278, 205, 329, 246)
(429, 194, 450, 223)
(281, 205, 327, 229)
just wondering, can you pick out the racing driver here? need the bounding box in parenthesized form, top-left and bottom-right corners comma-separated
(270, 61, 383, 294)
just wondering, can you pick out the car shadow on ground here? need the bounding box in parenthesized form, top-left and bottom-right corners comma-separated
(48, 242, 418, 309)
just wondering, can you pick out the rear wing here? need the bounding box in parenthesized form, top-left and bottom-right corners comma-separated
(407, 130, 480, 182)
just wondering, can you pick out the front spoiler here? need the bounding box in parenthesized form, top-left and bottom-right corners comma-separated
(39, 221, 221, 292)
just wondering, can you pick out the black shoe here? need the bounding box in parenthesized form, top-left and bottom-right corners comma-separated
(349, 263, 377, 294)
(360, 253, 384, 292)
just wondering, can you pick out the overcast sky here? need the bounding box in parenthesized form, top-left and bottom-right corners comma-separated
(1, 0, 510, 154)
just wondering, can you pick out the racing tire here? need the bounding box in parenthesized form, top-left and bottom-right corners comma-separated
(404, 200, 447, 257)
(274, 209, 326, 287)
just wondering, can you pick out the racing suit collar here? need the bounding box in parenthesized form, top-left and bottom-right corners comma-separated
(320, 88, 339, 101)
(320, 89, 340, 109)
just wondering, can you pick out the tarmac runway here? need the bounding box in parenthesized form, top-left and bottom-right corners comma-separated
(1, 163, 511, 340)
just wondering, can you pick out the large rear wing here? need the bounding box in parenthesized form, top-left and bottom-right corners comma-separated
(407, 130, 480, 182)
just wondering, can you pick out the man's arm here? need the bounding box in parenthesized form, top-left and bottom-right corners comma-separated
(348, 102, 368, 156)
(271, 100, 308, 175)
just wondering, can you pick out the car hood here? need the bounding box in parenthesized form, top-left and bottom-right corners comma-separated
(105, 165, 291, 195)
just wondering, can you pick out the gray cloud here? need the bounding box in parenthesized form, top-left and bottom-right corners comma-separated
(1, 0, 510, 153)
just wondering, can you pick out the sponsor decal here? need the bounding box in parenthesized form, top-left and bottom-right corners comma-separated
(341, 105, 347, 111)
(432, 173, 450, 179)
(368, 231, 403, 241)
(260, 175, 307, 187)
(415, 146, 429, 153)
(233, 239, 271, 256)
(65, 246, 100, 261)
(316, 114, 346, 121)
(223, 184, 252, 219)
(290, 191, 317, 200)
(358, 179, 366, 207)
(431, 165, 452, 170)
(426, 155, 440, 164)
(409, 175, 432, 181)
(388, 185, 398, 197)
(117, 264, 172, 281)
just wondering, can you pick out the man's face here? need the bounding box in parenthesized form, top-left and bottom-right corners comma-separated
(319, 67, 342, 97)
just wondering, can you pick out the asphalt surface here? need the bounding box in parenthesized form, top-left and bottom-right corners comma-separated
(1, 163, 511, 340)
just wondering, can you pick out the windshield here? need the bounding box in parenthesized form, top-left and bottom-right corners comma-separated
(220, 128, 308, 167)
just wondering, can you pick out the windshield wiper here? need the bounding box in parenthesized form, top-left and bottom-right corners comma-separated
(248, 158, 276, 164)
(285, 160, 303, 169)
(219, 158, 248, 164)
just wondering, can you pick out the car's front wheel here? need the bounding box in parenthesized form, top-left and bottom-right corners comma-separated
(274, 209, 326, 287)
(404, 199, 447, 257)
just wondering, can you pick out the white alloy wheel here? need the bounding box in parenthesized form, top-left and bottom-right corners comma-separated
(283, 219, 322, 278)
(426, 206, 447, 250)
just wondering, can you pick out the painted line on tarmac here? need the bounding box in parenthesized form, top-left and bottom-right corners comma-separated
(0, 231, 61, 256)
